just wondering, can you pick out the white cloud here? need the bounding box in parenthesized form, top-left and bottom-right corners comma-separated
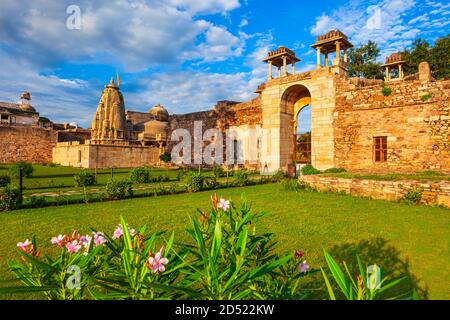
(239, 18, 249, 28)
(167, 0, 241, 15)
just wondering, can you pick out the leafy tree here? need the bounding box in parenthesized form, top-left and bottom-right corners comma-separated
(347, 40, 384, 79)
(402, 38, 431, 76)
(430, 35, 449, 80)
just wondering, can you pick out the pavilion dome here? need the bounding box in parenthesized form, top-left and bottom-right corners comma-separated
(149, 104, 169, 122)
(143, 119, 168, 138)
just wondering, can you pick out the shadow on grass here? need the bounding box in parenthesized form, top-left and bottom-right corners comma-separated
(302, 237, 428, 300)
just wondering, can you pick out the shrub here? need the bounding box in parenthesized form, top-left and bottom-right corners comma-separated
(281, 178, 310, 191)
(106, 179, 133, 200)
(301, 164, 321, 176)
(381, 86, 392, 97)
(421, 93, 432, 102)
(212, 165, 225, 178)
(403, 187, 424, 204)
(9, 162, 34, 178)
(130, 167, 151, 184)
(234, 170, 250, 186)
(159, 152, 172, 163)
(0, 184, 22, 211)
(28, 196, 47, 208)
(74, 171, 96, 187)
(324, 168, 347, 174)
(204, 176, 220, 189)
(0, 175, 11, 187)
(271, 169, 286, 182)
(186, 172, 205, 192)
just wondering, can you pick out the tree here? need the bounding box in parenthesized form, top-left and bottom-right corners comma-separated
(402, 38, 431, 76)
(430, 35, 449, 80)
(347, 40, 384, 79)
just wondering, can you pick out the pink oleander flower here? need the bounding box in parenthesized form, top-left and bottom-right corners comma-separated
(17, 239, 32, 252)
(112, 224, 135, 240)
(80, 235, 92, 248)
(217, 198, 230, 212)
(299, 260, 309, 273)
(66, 240, 82, 254)
(51, 235, 66, 247)
(147, 246, 169, 273)
(92, 232, 107, 247)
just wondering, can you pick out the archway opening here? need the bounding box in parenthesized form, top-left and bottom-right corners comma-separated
(296, 105, 311, 164)
(279, 84, 312, 174)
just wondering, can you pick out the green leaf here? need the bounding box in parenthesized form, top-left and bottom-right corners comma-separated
(323, 250, 351, 299)
(0, 286, 57, 294)
(320, 267, 336, 300)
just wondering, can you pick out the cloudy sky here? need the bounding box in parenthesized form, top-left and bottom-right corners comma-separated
(0, 0, 448, 128)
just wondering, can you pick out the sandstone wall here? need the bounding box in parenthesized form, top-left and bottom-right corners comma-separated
(301, 175, 450, 208)
(53, 142, 160, 169)
(0, 125, 58, 163)
(334, 79, 450, 172)
(168, 98, 262, 167)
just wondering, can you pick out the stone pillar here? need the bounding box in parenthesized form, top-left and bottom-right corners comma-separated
(324, 53, 329, 67)
(385, 66, 390, 81)
(282, 56, 287, 76)
(344, 50, 348, 63)
(292, 62, 296, 75)
(398, 64, 403, 80)
(418, 61, 432, 82)
(268, 60, 273, 80)
(278, 67, 281, 78)
(316, 47, 321, 68)
(335, 41, 341, 65)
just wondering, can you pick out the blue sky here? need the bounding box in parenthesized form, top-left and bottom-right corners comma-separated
(0, 0, 448, 128)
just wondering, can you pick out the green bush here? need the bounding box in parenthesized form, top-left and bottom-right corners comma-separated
(130, 167, 151, 184)
(382, 86, 392, 97)
(28, 196, 47, 208)
(301, 164, 321, 176)
(186, 172, 205, 192)
(204, 176, 220, 189)
(234, 170, 250, 186)
(421, 93, 432, 102)
(9, 162, 34, 178)
(281, 178, 310, 191)
(0, 184, 23, 211)
(324, 168, 347, 174)
(106, 179, 133, 200)
(271, 169, 286, 182)
(74, 171, 96, 187)
(159, 152, 172, 163)
(403, 187, 424, 204)
(212, 165, 225, 178)
(0, 175, 11, 187)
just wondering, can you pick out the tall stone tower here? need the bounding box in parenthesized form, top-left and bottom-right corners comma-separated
(90, 78, 128, 144)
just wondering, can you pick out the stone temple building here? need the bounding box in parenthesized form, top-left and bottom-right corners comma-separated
(2, 29, 449, 174)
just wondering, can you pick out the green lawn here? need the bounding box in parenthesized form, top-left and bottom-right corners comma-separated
(0, 183, 448, 299)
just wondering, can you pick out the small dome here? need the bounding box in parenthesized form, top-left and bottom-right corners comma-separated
(149, 104, 169, 122)
(143, 120, 168, 138)
(20, 91, 31, 100)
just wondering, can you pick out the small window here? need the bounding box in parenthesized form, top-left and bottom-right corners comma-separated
(78, 150, 82, 163)
(373, 136, 387, 162)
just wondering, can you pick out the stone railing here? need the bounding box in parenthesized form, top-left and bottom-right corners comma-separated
(300, 175, 450, 208)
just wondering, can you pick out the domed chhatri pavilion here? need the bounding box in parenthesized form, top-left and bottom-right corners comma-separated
(53, 78, 169, 168)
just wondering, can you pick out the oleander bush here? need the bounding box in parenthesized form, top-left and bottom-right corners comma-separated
(0, 184, 23, 212)
(233, 170, 250, 187)
(403, 187, 424, 204)
(159, 152, 172, 164)
(0, 175, 11, 187)
(9, 162, 34, 178)
(74, 171, 96, 187)
(186, 172, 205, 192)
(212, 165, 226, 178)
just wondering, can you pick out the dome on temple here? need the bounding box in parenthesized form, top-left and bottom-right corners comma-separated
(19, 91, 36, 112)
(143, 119, 168, 138)
(149, 104, 169, 122)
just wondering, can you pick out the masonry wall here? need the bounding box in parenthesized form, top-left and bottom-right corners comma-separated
(168, 98, 262, 168)
(334, 78, 450, 173)
(0, 125, 58, 163)
(53, 142, 161, 169)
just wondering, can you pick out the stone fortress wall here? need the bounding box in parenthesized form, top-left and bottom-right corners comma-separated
(333, 77, 450, 173)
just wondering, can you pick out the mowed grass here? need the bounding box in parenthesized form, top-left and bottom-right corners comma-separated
(322, 170, 450, 182)
(0, 184, 448, 299)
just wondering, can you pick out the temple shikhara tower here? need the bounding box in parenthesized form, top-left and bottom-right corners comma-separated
(44, 29, 450, 173)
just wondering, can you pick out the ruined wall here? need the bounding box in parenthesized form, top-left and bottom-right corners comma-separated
(53, 142, 161, 169)
(334, 78, 450, 173)
(301, 175, 450, 208)
(0, 125, 58, 163)
(168, 98, 262, 167)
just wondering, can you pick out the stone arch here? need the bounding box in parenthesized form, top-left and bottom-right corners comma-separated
(279, 84, 312, 173)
